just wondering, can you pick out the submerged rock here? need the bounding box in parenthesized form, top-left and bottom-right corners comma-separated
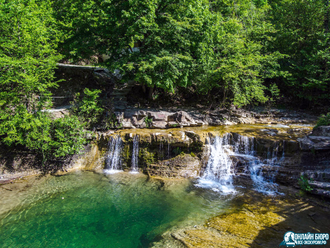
(165, 195, 330, 248)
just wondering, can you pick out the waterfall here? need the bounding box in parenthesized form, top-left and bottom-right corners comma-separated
(130, 135, 139, 173)
(197, 133, 284, 195)
(198, 134, 236, 194)
(231, 134, 283, 195)
(104, 136, 123, 174)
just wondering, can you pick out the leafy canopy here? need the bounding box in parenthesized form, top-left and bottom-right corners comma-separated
(55, 0, 283, 107)
(0, 0, 87, 164)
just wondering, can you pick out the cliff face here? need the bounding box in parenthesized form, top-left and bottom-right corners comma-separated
(2, 122, 330, 198)
(95, 124, 330, 198)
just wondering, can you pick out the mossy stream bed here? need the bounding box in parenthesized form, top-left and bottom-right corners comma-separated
(1, 171, 330, 248)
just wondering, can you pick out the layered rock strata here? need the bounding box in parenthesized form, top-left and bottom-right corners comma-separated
(114, 107, 316, 129)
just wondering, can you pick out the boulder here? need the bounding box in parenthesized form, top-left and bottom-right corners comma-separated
(150, 121, 167, 129)
(121, 118, 135, 129)
(168, 111, 195, 125)
(147, 111, 170, 121)
(131, 116, 144, 126)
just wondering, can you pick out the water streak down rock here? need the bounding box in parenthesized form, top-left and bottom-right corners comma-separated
(105, 136, 123, 173)
(198, 134, 235, 193)
(231, 134, 283, 194)
(130, 135, 139, 173)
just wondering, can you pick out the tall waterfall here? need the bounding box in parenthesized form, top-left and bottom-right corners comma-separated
(130, 135, 139, 173)
(198, 134, 235, 194)
(104, 136, 123, 174)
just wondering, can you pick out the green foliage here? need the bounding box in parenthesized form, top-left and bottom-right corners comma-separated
(0, 110, 87, 164)
(50, 115, 87, 158)
(104, 113, 122, 129)
(0, 1, 89, 165)
(269, 0, 330, 103)
(70, 88, 104, 128)
(55, 0, 283, 107)
(139, 148, 155, 165)
(298, 175, 313, 192)
(0, 0, 61, 114)
(50, 0, 330, 107)
(315, 113, 330, 128)
(190, 152, 196, 157)
(144, 116, 153, 128)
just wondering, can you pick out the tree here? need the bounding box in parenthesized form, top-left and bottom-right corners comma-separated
(269, 0, 330, 105)
(0, 0, 87, 164)
(55, 0, 282, 107)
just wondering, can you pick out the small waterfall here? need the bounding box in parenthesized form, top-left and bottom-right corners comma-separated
(197, 133, 284, 195)
(130, 135, 139, 173)
(231, 134, 283, 195)
(198, 134, 235, 194)
(104, 136, 123, 174)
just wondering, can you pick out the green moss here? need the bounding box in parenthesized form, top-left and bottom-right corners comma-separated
(123, 144, 130, 160)
(139, 148, 155, 166)
(172, 147, 181, 156)
(189, 141, 203, 153)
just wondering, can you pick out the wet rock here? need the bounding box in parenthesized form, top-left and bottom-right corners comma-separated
(184, 131, 201, 142)
(260, 129, 279, 136)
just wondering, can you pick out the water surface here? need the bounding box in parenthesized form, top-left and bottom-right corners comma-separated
(0, 171, 233, 248)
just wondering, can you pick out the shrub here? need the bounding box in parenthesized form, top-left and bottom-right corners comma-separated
(50, 115, 88, 158)
(315, 113, 330, 128)
(298, 175, 313, 192)
(71, 88, 104, 128)
(0, 110, 88, 165)
(144, 116, 153, 128)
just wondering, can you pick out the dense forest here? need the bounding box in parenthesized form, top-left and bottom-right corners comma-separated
(1, 0, 330, 163)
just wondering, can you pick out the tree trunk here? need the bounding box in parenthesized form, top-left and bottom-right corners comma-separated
(148, 86, 154, 100)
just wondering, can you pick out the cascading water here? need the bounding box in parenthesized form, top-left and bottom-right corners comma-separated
(198, 134, 236, 194)
(231, 134, 284, 195)
(197, 132, 285, 195)
(104, 136, 123, 174)
(130, 135, 139, 173)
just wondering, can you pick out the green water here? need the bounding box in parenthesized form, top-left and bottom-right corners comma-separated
(0, 171, 232, 248)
